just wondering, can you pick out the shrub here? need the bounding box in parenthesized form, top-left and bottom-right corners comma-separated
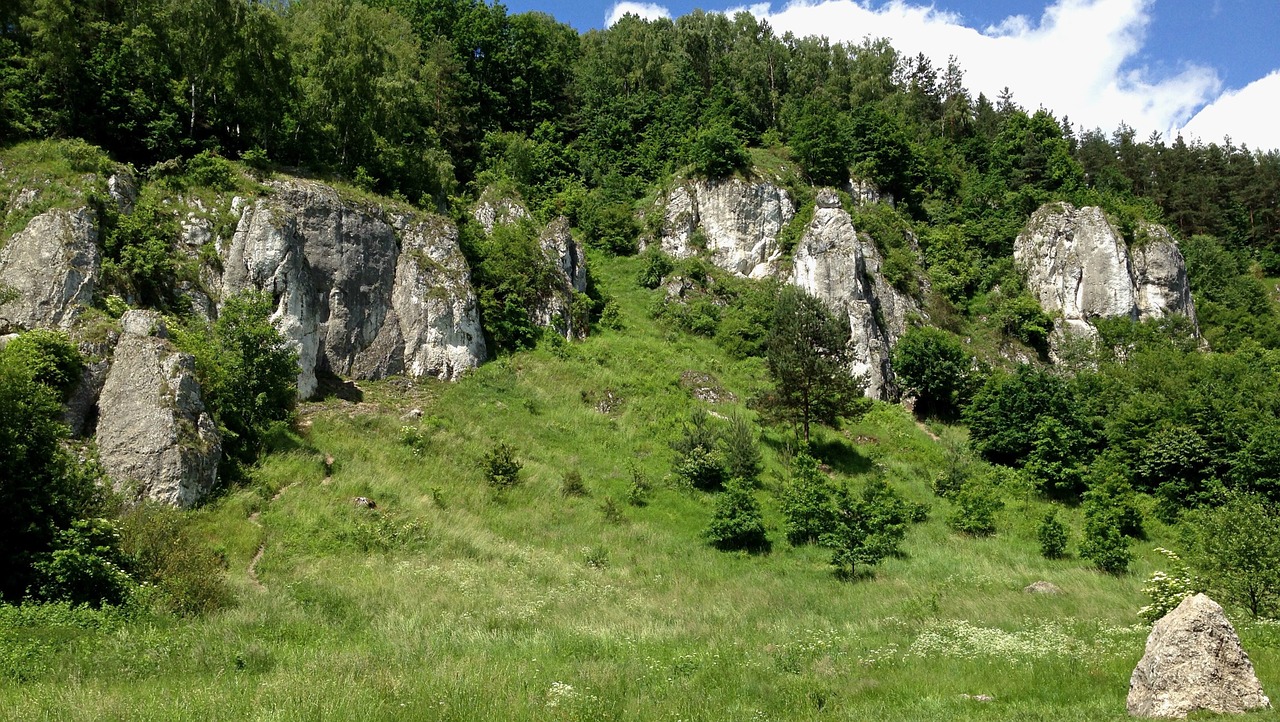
(1183, 492, 1280, 618)
(672, 408, 726, 491)
(892, 326, 972, 419)
(636, 246, 674, 289)
(1, 329, 83, 401)
(30, 518, 133, 608)
(599, 496, 625, 524)
(1080, 504, 1132, 574)
(946, 479, 1002, 537)
(183, 150, 235, 190)
(481, 442, 523, 490)
(1138, 548, 1200, 623)
(1038, 509, 1069, 558)
(101, 197, 179, 308)
(822, 480, 909, 580)
(560, 469, 588, 497)
(722, 411, 762, 485)
(705, 479, 769, 552)
(994, 293, 1053, 350)
(117, 503, 233, 616)
(779, 452, 834, 546)
(626, 463, 652, 506)
(689, 121, 749, 180)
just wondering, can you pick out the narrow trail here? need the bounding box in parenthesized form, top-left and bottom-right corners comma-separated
(245, 476, 315, 589)
(916, 420, 941, 442)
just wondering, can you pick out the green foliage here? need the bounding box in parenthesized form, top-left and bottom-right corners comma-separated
(789, 99, 849, 187)
(671, 407, 726, 491)
(822, 478, 911, 580)
(626, 462, 652, 506)
(891, 326, 972, 419)
(721, 411, 762, 485)
(946, 478, 1002, 537)
(1, 329, 83, 401)
(559, 469, 588, 497)
(30, 518, 133, 608)
(468, 218, 562, 354)
(0, 348, 103, 602)
(181, 150, 234, 190)
(116, 502, 233, 617)
(689, 121, 749, 180)
(1037, 509, 1068, 559)
(636, 246, 674, 289)
(764, 285, 860, 442)
(1137, 548, 1200, 624)
(101, 196, 180, 308)
(576, 191, 640, 255)
(1024, 417, 1089, 499)
(174, 291, 298, 475)
(993, 293, 1053, 350)
(778, 452, 835, 546)
(1133, 426, 1222, 522)
(704, 478, 769, 552)
(1183, 492, 1280, 618)
(481, 442, 524, 491)
(1080, 500, 1133, 575)
(964, 365, 1079, 467)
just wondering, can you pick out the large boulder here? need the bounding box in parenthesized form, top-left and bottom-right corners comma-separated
(532, 216, 589, 339)
(95, 311, 221, 508)
(1014, 203, 1200, 358)
(656, 178, 794, 278)
(0, 207, 99, 333)
(1127, 593, 1271, 718)
(790, 189, 921, 399)
(221, 179, 485, 398)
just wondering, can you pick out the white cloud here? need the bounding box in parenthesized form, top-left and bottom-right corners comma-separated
(606, 2, 672, 27)
(735, 0, 1225, 142)
(1179, 70, 1280, 151)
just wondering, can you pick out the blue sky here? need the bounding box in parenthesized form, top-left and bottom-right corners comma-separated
(499, 0, 1280, 150)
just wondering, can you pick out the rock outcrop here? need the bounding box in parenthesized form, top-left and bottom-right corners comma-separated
(790, 189, 921, 399)
(0, 207, 100, 332)
(95, 311, 221, 508)
(1128, 593, 1270, 718)
(473, 194, 530, 235)
(533, 216, 589, 339)
(221, 179, 486, 398)
(1014, 203, 1200, 357)
(656, 178, 794, 278)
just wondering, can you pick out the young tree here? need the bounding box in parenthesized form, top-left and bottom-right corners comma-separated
(822, 478, 910, 580)
(705, 478, 769, 552)
(1184, 492, 1280, 618)
(1037, 509, 1068, 559)
(891, 325, 972, 419)
(764, 286, 859, 443)
(778, 452, 834, 545)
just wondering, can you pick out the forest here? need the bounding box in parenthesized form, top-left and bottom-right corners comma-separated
(3, 1, 1280, 718)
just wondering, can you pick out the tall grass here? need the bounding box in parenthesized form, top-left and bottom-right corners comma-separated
(3, 251, 1278, 721)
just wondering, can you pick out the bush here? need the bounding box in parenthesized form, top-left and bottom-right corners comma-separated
(481, 442, 523, 491)
(30, 518, 133, 608)
(117, 503, 233, 616)
(560, 469, 588, 497)
(822, 479, 909, 580)
(626, 462, 652, 506)
(705, 478, 769, 552)
(672, 408, 726, 491)
(722, 411, 762, 485)
(994, 293, 1053, 350)
(778, 452, 834, 546)
(1, 329, 83, 401)
(1080, 504, 1132, 574)
(1038, 509, 1069, 558)
(892, 326, 972, 419)
(101, 197, 180, 308)
(174, 291, 298, 477)
(636, 246, 674, 289)
(1183, 492, 1280, 618)
(946, 479, 1002, 537)
(689, 121, 749, 180)
(1138, 548, 1200, 623)
(183, 150, 236, 190)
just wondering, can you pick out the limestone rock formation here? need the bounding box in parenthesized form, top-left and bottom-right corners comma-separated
(657, 178, 794, 278)
(1014, 203, 1200, 358)
(1127, 593, 1270, 718)
(533, 216, 589, 339)
(0, 207, 99, 332)
(473, 194, 530, 235)
(95, 311, 221, 508)
(790, 189, 921, 399)
(221, 179, 485, 398)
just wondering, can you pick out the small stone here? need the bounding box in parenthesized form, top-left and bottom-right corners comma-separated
(401, 408, 423, 421)
(353, 496, 377, 509)
(1127, 593, 1270, 718)
(960, 694, 995, 702)
(1024, 581, 1063, 595)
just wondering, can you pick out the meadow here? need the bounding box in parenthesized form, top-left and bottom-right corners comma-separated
(3, 252, 1278, 722)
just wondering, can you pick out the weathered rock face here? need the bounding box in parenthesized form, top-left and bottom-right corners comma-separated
(791, 189, 921, 399)
(0, 207, 99, 333)
(473, 195, 530, 235)
(657, 178, 794, 278)
(1128, 593, 1270, 718)
(95, 311, 221, 508)
(221, 179, 486, 398)
(1015, 203, 1200, 358)
(533, 216, 589, 339)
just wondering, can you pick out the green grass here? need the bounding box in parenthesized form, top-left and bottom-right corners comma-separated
(3, 252, 1280, 721)
(0, 139, 119, 245)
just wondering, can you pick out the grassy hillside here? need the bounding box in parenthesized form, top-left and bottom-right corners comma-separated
(3, 251, 1279, 721)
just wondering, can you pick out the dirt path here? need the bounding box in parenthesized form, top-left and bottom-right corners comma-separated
(245, 478, 310, 589)
(916, 420, 941, 442)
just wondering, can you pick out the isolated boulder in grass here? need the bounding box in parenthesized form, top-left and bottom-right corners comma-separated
(1127, 593, 1270, 718)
